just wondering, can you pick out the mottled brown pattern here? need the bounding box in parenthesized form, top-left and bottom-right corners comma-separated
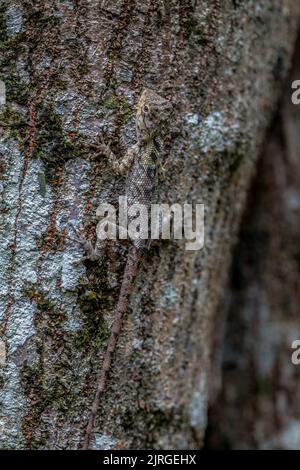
(82, 89, 172, 448)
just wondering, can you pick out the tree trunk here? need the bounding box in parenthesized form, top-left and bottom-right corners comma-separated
(0, 0, 299, 450)
(206, 31, 300, 450)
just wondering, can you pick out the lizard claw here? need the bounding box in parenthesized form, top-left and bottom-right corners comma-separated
(98, 137, 112, 158)
(67, 223, 95, 252)
(67, 223, 86, 244)
(158, 163, 167, 181)
(89, 136, 112, 158)
(65, 223, 100, 261)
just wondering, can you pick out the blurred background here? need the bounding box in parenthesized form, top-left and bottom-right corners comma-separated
(206, 32, 300, 450)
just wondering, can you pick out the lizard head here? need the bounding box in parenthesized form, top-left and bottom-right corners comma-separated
(136, 89, 173, 141)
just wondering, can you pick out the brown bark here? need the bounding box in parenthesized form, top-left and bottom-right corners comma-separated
(0, 0, 299, 449)
(206, 32, 300, 450)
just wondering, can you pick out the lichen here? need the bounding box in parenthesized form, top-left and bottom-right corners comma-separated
(20, 288, 76, 448)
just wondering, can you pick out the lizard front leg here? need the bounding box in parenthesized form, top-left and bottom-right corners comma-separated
(68, 224, 103, 262)
(100, 141, 139, 176)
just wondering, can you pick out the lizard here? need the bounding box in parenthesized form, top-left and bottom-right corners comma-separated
(76, 88, 173, 450)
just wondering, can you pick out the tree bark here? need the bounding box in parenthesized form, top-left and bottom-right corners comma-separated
(206, 31, 300, 450)
(0, 0, 299, 450)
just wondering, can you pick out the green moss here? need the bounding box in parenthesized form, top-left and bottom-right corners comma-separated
(0, 4, 8, 46)
(67, 37, 91, 79)
(37, 297, 55, 313)
(5, 77, 29, 106)
(24, 288, 67, 333)
(0, 31, 27, 55)
(32, 104, 75, 178)
(21, 364, 43, 396)
(0, 105, 28, 139)
(184, 14, 208, 48)
(38, 171, 46, 197)
(0, 105, 24, 125)
(21, 358, 78, 448)
(256, 376, 274, 396)
(21, 361, 49, 449)
(76, 316, 109, 350)
(0, 443, 20, 450)
(27, 10, 60, 28)
(77, 62, 90, 76)
(75, 290, 109, 350)
(0, 3, 29, 106)
(227, 145, 245, 174)
(0, 4, 66, 111)
(193, 27, 208, 48)
(124, 407, 190, 449)
(104, 93, 133, 125)
(25, 288, 56, 312)
(21, 289, 79, 448)
(79, 290, 98, 304)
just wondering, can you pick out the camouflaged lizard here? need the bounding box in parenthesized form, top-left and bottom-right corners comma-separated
(80, 89, 172, 450)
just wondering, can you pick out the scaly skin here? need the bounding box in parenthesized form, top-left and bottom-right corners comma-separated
(81, 89, 172, 449)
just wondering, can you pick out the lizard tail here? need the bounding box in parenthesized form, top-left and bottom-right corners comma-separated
(82, 246, 141, 450)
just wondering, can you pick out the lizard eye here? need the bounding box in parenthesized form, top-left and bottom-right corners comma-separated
(143, 105, 150, 114)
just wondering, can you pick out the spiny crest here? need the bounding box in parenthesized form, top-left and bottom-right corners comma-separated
(136, 88, 172, 139)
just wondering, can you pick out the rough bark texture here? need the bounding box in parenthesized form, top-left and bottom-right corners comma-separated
(0, 0, 299, 450)
(206, 33, 300, 450)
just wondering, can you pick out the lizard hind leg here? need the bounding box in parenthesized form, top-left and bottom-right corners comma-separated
(68, 223, 103, 262)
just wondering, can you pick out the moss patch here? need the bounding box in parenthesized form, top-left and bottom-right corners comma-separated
(0, 105, 28, 139)
(31, 105, 74, 176)
(21, 289, 79, 449)
(104, 93, 133, 125)
(75, 290, 109, 350)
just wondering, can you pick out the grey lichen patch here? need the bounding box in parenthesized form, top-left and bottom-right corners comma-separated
(196, 111, 241, 154)
(0, 140, 56, 448)
(15, 155, 103, 448)
(5, 4, 23, 37)
(0, 362, 28, 449)
(160, 283, 178, 309)
(184, 108, 246, 180)
(0, 131, 93, 448)
(53, 91, 97, 138)
(188, 372, 208, 433)
(92, 433, 118, 450)
(58, 158, 91, 291)
(261, 420, 300, 450)
(185, 113, 200, 126)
